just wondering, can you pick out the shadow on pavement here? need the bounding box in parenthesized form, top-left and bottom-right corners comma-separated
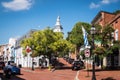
(101, 77, 116, 80)
(0, 71, 25, 80)
(55, 62, 72, 70)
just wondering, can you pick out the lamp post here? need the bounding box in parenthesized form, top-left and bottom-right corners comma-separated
(91, 26, 96, 80)
(32, 58, 34, 71)
(32, 45, 34, 71)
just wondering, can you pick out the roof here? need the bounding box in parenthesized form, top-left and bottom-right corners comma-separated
(108, 13, 120, 25)
(15, 29, 38, 48)
(91, 11, 114, 25)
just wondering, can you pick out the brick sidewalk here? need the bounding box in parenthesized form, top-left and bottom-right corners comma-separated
(22, 59, 120, 80)
(22, 58, 72, 72)
(21, 67, 50, 72)
(78, 69, 120, 80)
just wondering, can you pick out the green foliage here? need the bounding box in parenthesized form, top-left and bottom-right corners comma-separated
(50, 39, 75, 54)
(94, 24, 102, 40)
(93, 25, 119, 57)
(67, 22, 91, 53)
(21, 27, 73, 57)
(113, 10, 120, 15)
(92, 25, 116, 57)
(67, 22, 117, 57)
(110, 40, 120, 53)
(20, 37, 33, 56)
(88, 24, 102, 47)
(94, 47, 106, 56)
(101, 25, 114, 48)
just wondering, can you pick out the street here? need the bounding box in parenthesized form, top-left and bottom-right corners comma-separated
(0, 58, 78, 80)
(1, 58, 120, 80)
(1, 68, 120, 80)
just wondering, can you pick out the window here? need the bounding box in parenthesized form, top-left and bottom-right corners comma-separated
(115, 29, 118, 40)
(115, 21, 118, 24)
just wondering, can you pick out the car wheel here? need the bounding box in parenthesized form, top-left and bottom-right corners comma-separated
(8, 70, 12, 75)
(5, 69, 11, 78)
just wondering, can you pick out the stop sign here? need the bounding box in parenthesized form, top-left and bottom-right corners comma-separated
(26, 46, 31, 53)
(84, 49, 90, 57)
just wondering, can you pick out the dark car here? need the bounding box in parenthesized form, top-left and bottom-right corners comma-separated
(8, 61, 14, 65)
(68, 58, 74, 64)
(72, 60, 84, 70)
(0, 61, 5, 69)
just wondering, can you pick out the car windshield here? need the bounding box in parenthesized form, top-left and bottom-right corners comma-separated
(8, 61, 14, 65)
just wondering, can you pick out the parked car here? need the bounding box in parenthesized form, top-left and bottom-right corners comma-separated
(3, 61, 21, 78)
(0, 61, 5, 69)
(8, 61, 14, 65)
(72, 60, 84, 70)
(67, 58, 74, 64)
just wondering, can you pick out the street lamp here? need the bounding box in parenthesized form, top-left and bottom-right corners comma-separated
(32, 58, 34, 71)
(32, 45, 34, 71)
(90, 26, 96, 80)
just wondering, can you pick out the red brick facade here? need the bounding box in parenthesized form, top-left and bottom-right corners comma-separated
(109, 14, 120, 40)
(92, 11, 120, 40)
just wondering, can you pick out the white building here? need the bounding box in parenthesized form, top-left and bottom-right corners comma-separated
(8, 38, 16, 61)
(14, 29, 36, 67)
(53, 16, 63, 33)
(13, 16, 63, 68)
(1, 44, 9, 61)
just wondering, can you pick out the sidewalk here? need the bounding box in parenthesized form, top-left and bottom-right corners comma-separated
(21, 58, 72, 72)
(78, 68, 120, 80)
(21, 59, 120, 80)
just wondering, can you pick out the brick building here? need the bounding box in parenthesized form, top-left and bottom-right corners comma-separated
(91, 11, 120, 68)
(92, 11, 120, 40)
(0, 44, 9, 61)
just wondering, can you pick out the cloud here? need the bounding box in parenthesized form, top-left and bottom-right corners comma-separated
(90, 0, 119, 9)
(101, 0, 110, 4)
(90, 2, 100, 9)
(2, 0, 34, 11)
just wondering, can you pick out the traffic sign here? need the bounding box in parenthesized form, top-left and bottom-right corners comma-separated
(26, 46, 31, 53)
(84, 49, 90, 57)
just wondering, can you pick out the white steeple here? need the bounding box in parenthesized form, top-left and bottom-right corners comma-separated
(55, 16, 60, 25)
(53, 16, 63, 32)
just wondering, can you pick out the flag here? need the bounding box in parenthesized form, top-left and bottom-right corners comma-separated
(82, 26, 89, 48)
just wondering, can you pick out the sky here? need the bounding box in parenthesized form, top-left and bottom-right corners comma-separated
(0, 0, 120, 45)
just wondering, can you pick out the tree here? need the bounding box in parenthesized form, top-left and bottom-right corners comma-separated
(113, 10, 120, 15)
(92, 25, 115, 56)
(67, 22, 91, 55)
(21, 27, 74, 61)
(50, 39, 75, 57)
(101, 25, 114, 50)
(21, 37, 34, 56)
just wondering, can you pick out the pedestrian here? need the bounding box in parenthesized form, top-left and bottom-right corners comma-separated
(45, 59, 47, 67)
(39, 59, 42, 69)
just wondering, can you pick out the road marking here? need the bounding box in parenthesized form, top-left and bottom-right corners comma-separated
(74, 71, 79, 80)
